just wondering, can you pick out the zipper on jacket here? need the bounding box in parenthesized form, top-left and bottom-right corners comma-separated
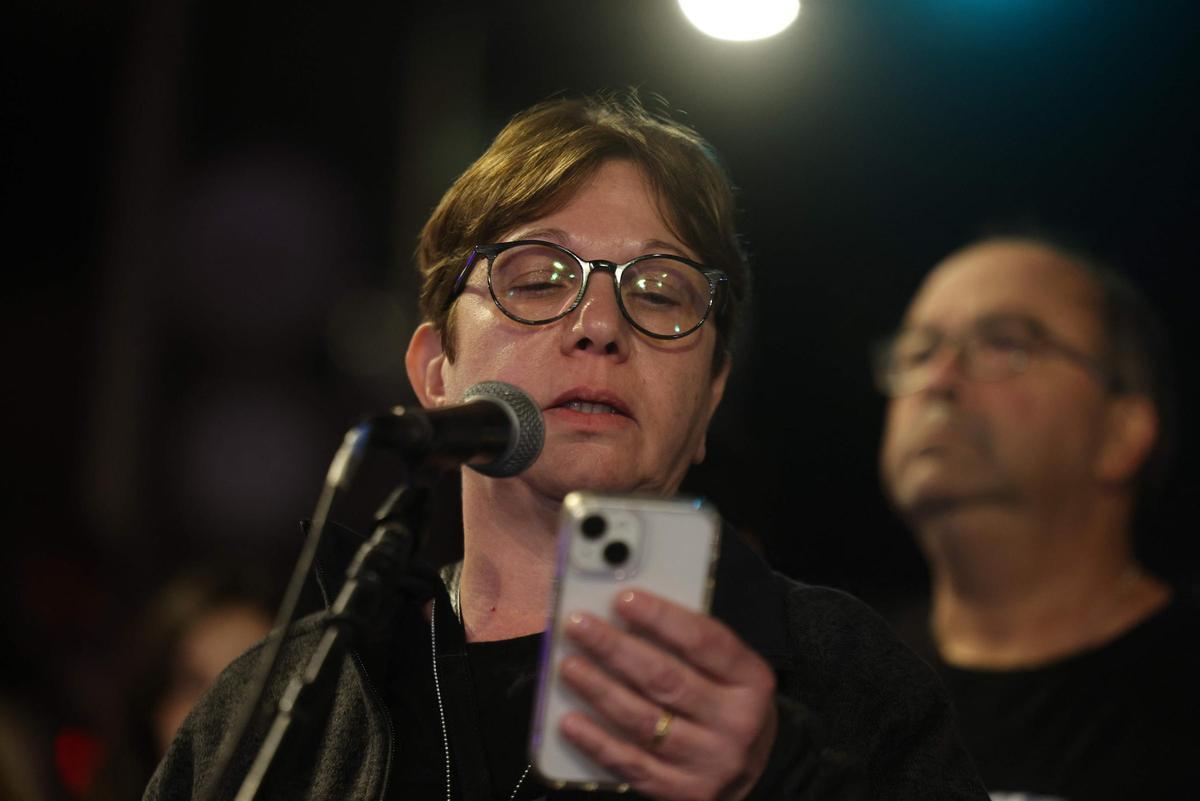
(352, 648, 396, 801)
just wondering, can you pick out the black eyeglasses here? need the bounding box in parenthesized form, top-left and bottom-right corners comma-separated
(445, 239, 727, 340)
(872, 313, 1119, 397)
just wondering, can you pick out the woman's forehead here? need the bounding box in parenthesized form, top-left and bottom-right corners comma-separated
(499, 161, 693, 258)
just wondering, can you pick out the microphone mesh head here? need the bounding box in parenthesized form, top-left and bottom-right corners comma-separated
(462, 381, 545, 478)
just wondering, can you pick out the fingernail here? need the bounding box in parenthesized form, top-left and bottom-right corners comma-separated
(568, 611, 592, 630)
(617, 591, 646, 617)
(559, 655, 581, 679)
(560, 712, 584, 738)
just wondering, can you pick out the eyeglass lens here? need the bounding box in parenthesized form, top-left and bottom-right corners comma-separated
(488, 242, 713, 337)
(880, 317, 1041, 395)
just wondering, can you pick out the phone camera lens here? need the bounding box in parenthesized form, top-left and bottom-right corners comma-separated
(603, 541, 630, 566)
(581, 515, 607, 540)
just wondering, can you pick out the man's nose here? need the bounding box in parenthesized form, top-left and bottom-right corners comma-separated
(563, 271, 629, 358)
(918, 340, 968, 395)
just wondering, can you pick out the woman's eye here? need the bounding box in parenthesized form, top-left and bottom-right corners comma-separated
(626, 287, 683, 308)
(510, 277, 566, 292)
(503, 266, 575, 294)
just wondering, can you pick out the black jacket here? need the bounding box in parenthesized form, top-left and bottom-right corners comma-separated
(144, 529, 986, 801)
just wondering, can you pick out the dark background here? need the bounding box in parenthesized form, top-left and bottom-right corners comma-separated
(5, 0, 1199, 793)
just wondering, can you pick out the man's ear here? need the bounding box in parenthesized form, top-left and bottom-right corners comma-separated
(1095, 394, 1158, 485)
(692, 355, 732, 465)
(405, 322, 449, 409)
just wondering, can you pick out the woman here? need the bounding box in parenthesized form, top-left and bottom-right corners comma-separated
(147, 93, 985, 801)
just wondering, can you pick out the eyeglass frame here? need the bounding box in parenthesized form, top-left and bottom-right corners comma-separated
(871, 313, 1123, 398)
(444, 239, 729, 340)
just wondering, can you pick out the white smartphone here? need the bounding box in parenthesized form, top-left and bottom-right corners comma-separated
(529, 491, 722, 791)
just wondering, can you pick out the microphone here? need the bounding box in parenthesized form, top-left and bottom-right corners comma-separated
(329, 381, 545, 486)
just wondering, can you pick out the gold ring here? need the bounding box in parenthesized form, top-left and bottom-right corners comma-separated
(650, 710, 674, 748)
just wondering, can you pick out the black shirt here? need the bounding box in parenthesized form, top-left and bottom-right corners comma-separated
(464, 633, 544, 801)
(902, 591, 1200, 800)
(384, 606, 631, 801)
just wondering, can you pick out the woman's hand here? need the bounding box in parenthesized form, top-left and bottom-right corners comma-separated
(558, 589, 779, 801)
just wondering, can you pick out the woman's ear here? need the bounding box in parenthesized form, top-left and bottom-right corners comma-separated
(1095, 394, 1158, 486)
(405, 322, 449, 409)
(692, 355, 732, 465)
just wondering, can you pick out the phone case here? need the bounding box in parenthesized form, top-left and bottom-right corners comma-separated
(529, 492, 721, 790)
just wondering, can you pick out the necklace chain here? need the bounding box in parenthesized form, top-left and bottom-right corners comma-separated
(431, 597, 453, 801)
(431, 596, 532, 801)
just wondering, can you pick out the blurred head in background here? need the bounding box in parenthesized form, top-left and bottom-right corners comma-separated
(86, 570, 271, 801)
(879, 236, 1173, 561)
(876, 234, 1176, 669)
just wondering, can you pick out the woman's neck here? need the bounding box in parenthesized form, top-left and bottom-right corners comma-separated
(457, 472, 561, 642)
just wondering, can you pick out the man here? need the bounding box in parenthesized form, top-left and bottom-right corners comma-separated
(146, 93, 986, 800)
(877, 236, 1200, 800)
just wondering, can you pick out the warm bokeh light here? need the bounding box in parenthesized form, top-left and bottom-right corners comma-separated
(678, 0, 800, 41)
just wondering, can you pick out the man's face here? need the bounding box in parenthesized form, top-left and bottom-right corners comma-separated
(409, 159, 728, 500)
(880, 241, 1113, 521)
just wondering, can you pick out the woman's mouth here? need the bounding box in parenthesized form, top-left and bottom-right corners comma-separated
(559, 400, 622, 415)
(546, 389, 634, 429)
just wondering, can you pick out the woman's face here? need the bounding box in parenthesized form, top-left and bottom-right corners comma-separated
(409, 159, 729, 500)
(153, 603, 270, 755)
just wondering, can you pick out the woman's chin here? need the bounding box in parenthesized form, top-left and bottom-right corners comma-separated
(523, 456, 646, 500)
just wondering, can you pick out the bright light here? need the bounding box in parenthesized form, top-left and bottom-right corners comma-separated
(679, 0, 800, 42)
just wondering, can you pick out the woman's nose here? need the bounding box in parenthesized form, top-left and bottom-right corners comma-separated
(563, 272, 629, 357)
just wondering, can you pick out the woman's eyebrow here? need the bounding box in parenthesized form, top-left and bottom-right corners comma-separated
(508, 227, 568, 243)
(505, 229, 690, 258)
(643, 238, 687, 254)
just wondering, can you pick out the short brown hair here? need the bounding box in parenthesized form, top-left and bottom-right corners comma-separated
(415, 91, 749, 370)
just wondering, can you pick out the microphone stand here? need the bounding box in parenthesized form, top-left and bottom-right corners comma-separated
(232, 485, 436, 801)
